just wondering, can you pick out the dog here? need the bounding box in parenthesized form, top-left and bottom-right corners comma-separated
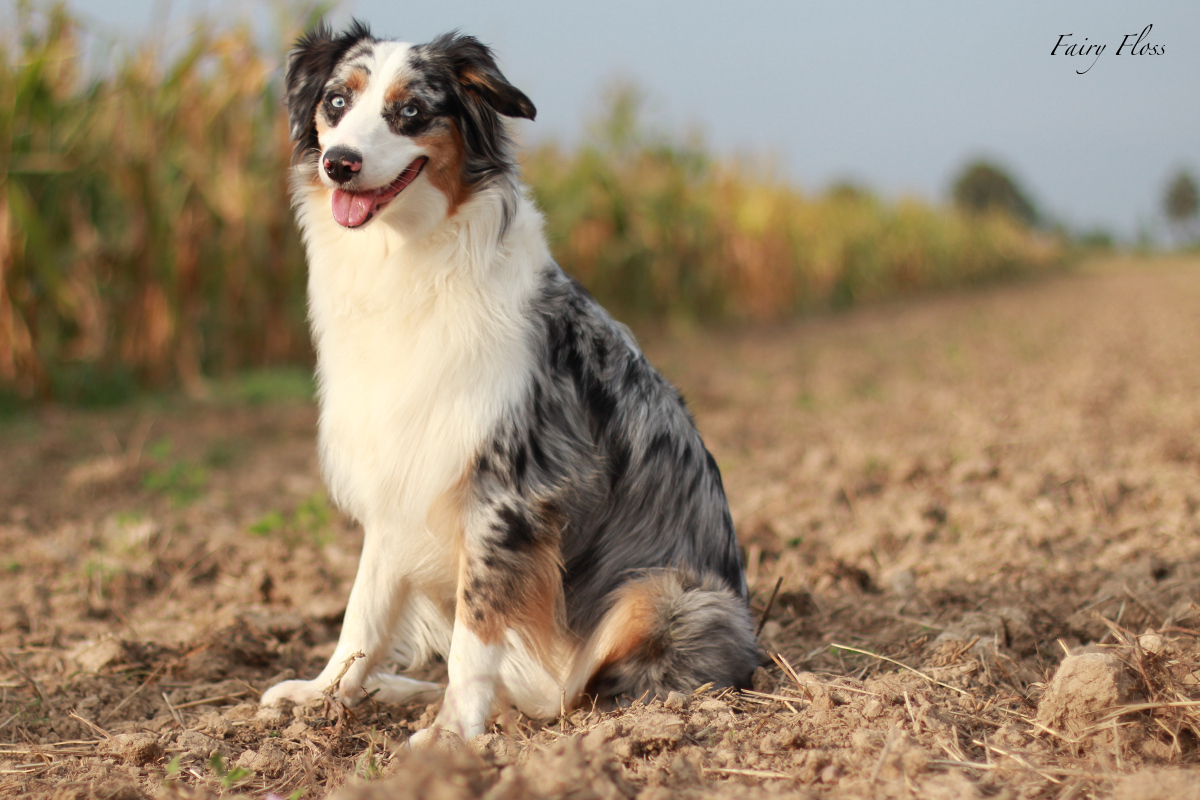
(259, 22, 758, 743)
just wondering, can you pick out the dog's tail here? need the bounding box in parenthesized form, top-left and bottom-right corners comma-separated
(569, 569, 758, 705)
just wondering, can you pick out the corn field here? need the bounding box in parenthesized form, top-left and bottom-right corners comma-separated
(0, 8, 1065, 403)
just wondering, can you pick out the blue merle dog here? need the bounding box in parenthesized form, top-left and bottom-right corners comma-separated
(259, 22, 757, 744)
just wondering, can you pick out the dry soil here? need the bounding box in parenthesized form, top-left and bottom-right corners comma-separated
(2, 255, 1199, 799)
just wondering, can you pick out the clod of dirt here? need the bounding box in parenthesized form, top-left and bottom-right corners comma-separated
(410, 726, 467, 753)
(69, 637, 128, 673)
(1112, 767, 1200, 800)
(1136, 632, 1167, 656)
(53, 782, 154, 800)
(663, 690, 687, 710)
(97, 732, 164, 766)
(934, 606, 1037, 656)
(468, 733, 519, 766)
(224, 701, 258, 720)
(1036, 651, 1135, 736)
(914, 772, 985, 800)
(335, 738, 637, 800)
(235, 742, 288, 778)
(887, 568, 917, 598)
(623, 709, 687, 752)
(874, 731, 929, 782)
(174, 729, 230, 761)
(253, 704, 288, 726)
(329, 746, 493, 800)
(491, 738, 636, 800)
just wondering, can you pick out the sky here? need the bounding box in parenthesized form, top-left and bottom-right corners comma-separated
(57, 0, 1200, 241)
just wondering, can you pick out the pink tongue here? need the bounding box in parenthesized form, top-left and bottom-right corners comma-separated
(332, 190, 376, 228)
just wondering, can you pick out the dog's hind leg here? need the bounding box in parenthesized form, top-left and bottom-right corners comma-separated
(410, 495, 567, 744)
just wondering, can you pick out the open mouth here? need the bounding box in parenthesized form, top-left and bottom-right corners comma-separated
(331, 157, 428, 228)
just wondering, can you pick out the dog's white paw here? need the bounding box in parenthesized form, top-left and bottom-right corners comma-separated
(260, 679, 328, 708)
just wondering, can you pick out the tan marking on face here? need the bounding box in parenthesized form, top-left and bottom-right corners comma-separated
(415, 121, 469, 217)
(305, 110, 333, 186)
(344, 67, 369, 94)
(384, 79, 412, 107)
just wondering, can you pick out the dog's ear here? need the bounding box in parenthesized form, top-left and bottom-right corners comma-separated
(285, 20, 373, 160)
(429, 33, 536, 121)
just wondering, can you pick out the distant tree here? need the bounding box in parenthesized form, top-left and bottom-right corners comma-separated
(951, 160, 1039, 226)
(825, 180, 874, 203)
(1075, 228, 1115, 250)
(1163, 170, 1199, 242)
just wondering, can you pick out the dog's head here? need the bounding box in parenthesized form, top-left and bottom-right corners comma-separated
(286, 23, 535, 229)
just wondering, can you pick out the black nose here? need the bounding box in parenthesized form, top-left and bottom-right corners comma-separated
(322, 146, 363, 184)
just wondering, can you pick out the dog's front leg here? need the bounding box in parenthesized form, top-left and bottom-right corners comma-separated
(261, 526, 439, 707)
(410, 495, 565, 745)
(421, 615, 503, 743)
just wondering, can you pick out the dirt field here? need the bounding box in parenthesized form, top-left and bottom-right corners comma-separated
(2, 255, 1199, 799)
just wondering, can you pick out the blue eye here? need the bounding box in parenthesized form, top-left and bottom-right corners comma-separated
(401, 105, 419, 118)
(330, 95, 346, 109)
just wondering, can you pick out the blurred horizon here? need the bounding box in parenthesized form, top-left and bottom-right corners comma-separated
(37, 0, 1200, 243)
(3, 1, 1196, 403)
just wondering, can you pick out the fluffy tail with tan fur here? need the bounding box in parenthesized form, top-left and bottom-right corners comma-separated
(570, 570, 758, 705)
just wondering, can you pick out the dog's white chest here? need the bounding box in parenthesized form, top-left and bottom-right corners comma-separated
(310, 272, 531, 528)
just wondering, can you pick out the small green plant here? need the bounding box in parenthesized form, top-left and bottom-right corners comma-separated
(233, 368, 316, 405)
(160, 753, 183, 793)
(204, 439, 240, 468)
(82, 556, 122, 588)
(249, 510, 287, 536)
(294, 493, 332, 539)
(147, 438, 175, 461)
(250, 493, 334, 545)
(142, 461, 210, 505)
(114, 510, 143, 527)
(794, 391, 816, 410)
(142, 434, 208, 504)
(208, 752, 252, 790)
(355, 731, 383, 781)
